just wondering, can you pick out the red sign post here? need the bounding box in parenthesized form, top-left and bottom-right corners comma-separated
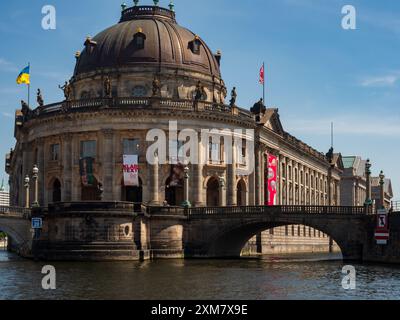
(375, 209, 389, 245)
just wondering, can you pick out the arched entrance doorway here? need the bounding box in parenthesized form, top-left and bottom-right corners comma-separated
(207, 177, 220, 207)
(81, 177, 102, 201)
(165, 177, 184, 206)
(237, 179, 247, 206)
(121, 178, 143, 203)
(52, 179, 61, 203)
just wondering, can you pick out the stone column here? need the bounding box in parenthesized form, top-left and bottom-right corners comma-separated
(102, 129, 114, 201)
(260, 151, 265, 206)
(255, 148, 261, 205)
(278, 157, 283, 205)
(62, 134, 73, 202)
(227, 142, 237, 206)
(21, 143, 29, 207)
(37, 139, 45, 206)
(219, 176, 226, 207)
(327, 166, 332, 206)
(193, 142, 205, 207)
(149, 156, 160, 206)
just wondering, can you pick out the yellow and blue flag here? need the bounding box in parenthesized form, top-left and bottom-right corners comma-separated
(16, 65, 30, 85)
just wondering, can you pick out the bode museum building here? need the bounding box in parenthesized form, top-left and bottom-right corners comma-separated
(5, 3, 344, 260)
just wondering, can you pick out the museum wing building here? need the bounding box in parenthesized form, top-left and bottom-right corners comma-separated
(5, 4, 342, 212)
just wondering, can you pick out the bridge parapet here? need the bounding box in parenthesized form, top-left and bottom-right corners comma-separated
(391, 201, 400, 213)
(187, 205, 366, 216)
(0, 206, 31, 219)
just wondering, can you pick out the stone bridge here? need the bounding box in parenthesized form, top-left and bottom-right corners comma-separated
(1, 203, 399, 263)
(149, 205, 371, 261)
(0, 206, 32, 256)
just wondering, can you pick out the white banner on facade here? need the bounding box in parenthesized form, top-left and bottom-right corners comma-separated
(123, 155, 139, 187)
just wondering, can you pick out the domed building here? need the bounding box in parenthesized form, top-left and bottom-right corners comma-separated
(5, 3, 343, 260)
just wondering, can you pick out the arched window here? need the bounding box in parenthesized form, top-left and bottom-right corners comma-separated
(206, 177, 220, 207)
(189, 36, 201, 55)
(52, 179, 61, 203)
(133, 29, 146, 50)
(237, 179, 247, 206)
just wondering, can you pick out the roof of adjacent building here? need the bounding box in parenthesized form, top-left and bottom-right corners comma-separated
(342, 156, 366, 178)
(371, 177, 394, 197)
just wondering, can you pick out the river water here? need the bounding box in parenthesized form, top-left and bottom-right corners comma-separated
(0, 250, 399, 300)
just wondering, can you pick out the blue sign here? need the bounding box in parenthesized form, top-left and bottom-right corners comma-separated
(31, 218, 43, 229)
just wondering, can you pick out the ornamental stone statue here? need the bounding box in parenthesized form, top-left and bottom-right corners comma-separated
(104, 76, 112, 98)
(152, 76, 161, 97)
(59, 81, 72, 101)
(229, 87, 237, 107)
(37, 89, 44, 107)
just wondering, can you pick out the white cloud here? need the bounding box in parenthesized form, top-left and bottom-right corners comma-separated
(285, 115, 400, 137)
(0, 58, 18, 73)
(1, 112, 13, 119)
(361, 74, 399, 87)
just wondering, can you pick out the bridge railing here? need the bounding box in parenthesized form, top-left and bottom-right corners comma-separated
(0, 206, 31, 219)
(391, 201, 400, 213)
(187, 205, 366, 216)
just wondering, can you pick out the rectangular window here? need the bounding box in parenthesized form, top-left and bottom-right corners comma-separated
(50, 144, 60, 161)
(80, 140, 96, 158)
(123, 139, 140, 155)
(209, 141, 220, 163)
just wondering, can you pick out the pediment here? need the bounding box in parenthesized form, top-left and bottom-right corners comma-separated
(261, 109, 284, 135)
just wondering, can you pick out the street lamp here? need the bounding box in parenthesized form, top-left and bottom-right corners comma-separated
(32, 164, 39, 207)
(181, 166, 191, 208)
(24, 175, 30, 209)
(364, 159, 372, 207)
(379, 170, 385, 209)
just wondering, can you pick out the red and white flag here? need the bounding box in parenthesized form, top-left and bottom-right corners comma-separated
(259, 64, 265, 85)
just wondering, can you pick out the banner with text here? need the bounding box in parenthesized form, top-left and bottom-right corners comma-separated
(267, 154, 278, 206)
(123, 155, 139, 187)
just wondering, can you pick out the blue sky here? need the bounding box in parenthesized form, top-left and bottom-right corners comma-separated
(0, 0, 399, 198)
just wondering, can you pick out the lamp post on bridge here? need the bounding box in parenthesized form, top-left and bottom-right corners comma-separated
(364, 159, 372, 212)
(24, 175, 30, 209)
(32, 164, 39, 207)
(181, 166, 191, 208)
(379, 170, 385, 210)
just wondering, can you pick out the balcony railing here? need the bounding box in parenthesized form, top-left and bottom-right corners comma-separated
(32, 97, 253, 120)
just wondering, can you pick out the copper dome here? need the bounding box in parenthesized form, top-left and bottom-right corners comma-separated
(74, 5, 222, 79)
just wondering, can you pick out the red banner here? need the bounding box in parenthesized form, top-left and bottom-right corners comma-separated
(267, 154, 277, 206)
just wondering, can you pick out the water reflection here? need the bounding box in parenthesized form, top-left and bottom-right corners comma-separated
(0, 251, 399, 300)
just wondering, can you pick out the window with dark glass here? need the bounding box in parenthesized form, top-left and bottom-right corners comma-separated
(80, 140, 96, 158)
(189, 37, 201, 55)
(123, 139, 140, 155)
(133, 32, 146, 50)
(50, 144, 60, 161)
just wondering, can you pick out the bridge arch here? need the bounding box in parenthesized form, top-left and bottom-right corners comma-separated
(0, 221, 29, 255)
(186, 211, 365, 261)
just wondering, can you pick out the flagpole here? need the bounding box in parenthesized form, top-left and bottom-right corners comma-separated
(263, 62, 265, 106)
(27, 62, 30, 108)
